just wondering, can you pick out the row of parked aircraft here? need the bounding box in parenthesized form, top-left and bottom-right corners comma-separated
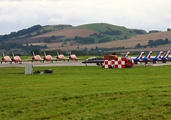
(131, 51, 171, 64)
(82, 51, 171, 65)
(1, 50, 171, 65)
(1, 51, 78, 64)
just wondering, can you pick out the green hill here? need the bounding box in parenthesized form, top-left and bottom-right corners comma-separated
(73, 23, 147, 43)
(0, 24, 72, 42)
(0, 23, 147, 43)
(76, 23, 133, 32)
(0, 23, 148, 51)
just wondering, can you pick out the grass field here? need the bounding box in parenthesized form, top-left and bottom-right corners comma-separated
(0, 65, 171, 119)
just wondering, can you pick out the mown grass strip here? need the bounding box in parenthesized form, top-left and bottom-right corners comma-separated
(0, 66, 171, 119)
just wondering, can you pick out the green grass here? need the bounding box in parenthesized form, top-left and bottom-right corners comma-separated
(0, 66, 171, 119)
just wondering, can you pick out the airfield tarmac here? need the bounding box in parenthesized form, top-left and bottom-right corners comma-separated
(0, 61, 171, 67)
(0, 61, 97, 67)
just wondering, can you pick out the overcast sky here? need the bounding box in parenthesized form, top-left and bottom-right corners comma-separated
(0, 0, 171, 35)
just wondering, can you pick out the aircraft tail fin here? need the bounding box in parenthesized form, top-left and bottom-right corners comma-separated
(44, 51, 46, 56)
(2, 52, 5, 57)
(124, 52, 130, 57)
(57, 51, 59, 56)
(69, 51, 71, 55)
(136, 52, 144, 59)
(12, 52, 14, 58)
(155, 51, 163, 59)
(145, 51, 152, 59)
(32, 52, 35, 56)
(163, 51, 170, 59)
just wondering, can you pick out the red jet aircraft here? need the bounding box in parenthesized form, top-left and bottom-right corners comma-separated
(1, 52, 12, 64)
(32, 52, 42, 62)
(56, 51, 65, 61)
(11, 52, 22, 64)
(68, 51, 77, 61)
(43, 51, 53, 62)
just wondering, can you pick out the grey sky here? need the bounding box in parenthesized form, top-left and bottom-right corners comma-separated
(0, 0, 171, 35)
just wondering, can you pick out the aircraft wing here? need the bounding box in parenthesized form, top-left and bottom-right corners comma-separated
(82, 57, 104, 66)
(0, 60, 13, 64)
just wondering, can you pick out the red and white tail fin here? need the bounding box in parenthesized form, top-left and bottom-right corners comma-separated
(163, 51, 170, 59)
(155, 51, 163, 59)
(136, 52, 144, 60)
(145, 51, 152, 59)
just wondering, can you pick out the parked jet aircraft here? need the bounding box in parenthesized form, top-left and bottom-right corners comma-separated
(133, 51, 170, 64)
(140, 51, 153, 64)
(11, 52, 22, 64)
(132, 52, 144, 64)
(32, 52, 42, 62)
(160, 51, 171, 63)
(82, 57, 104, 66)
(82, 52, 129, 66)
(68, 51, 77, 61)
(150, 51, 163, 63)
(56, 51, 65, 61)
(43, 51, 54, 62)
(1, 52, 12, 64)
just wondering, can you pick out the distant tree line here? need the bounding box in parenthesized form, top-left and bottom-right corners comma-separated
(74, 36, 113, 44)
(98, 37, 111, 43)
(90, 33, 104, 38)
(43, 36, 63, 43)
(149, 30, 161, 33)
(23, 44, 47, 51)
(148, 38, 169, 47)
(134, 30, 146, 34)
(0, 42, 47, 51)
(133, 38, 170, 49)
(0, 42, 23, 50)
(0, 25, 42, 42)
(167, 28, 171, 31)
(94, 46, 125, 51)
(74, 36, 95, 44)
(35, 29, 52, 36)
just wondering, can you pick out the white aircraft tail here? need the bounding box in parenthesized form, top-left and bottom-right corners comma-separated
(57, 51, 59, 56)
(32, 52, 35, 56)
(124, 52, 130, 57)
(44, 51, 46, 56)
(2, 52, 5, 57)
(12, 52, 15, 58)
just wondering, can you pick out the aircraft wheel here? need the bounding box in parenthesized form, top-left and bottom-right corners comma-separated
(96, 63, 100, 66)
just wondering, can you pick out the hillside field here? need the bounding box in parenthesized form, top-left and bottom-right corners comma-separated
(1, 66, 171, 119)
(32, 31, 171, 51)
